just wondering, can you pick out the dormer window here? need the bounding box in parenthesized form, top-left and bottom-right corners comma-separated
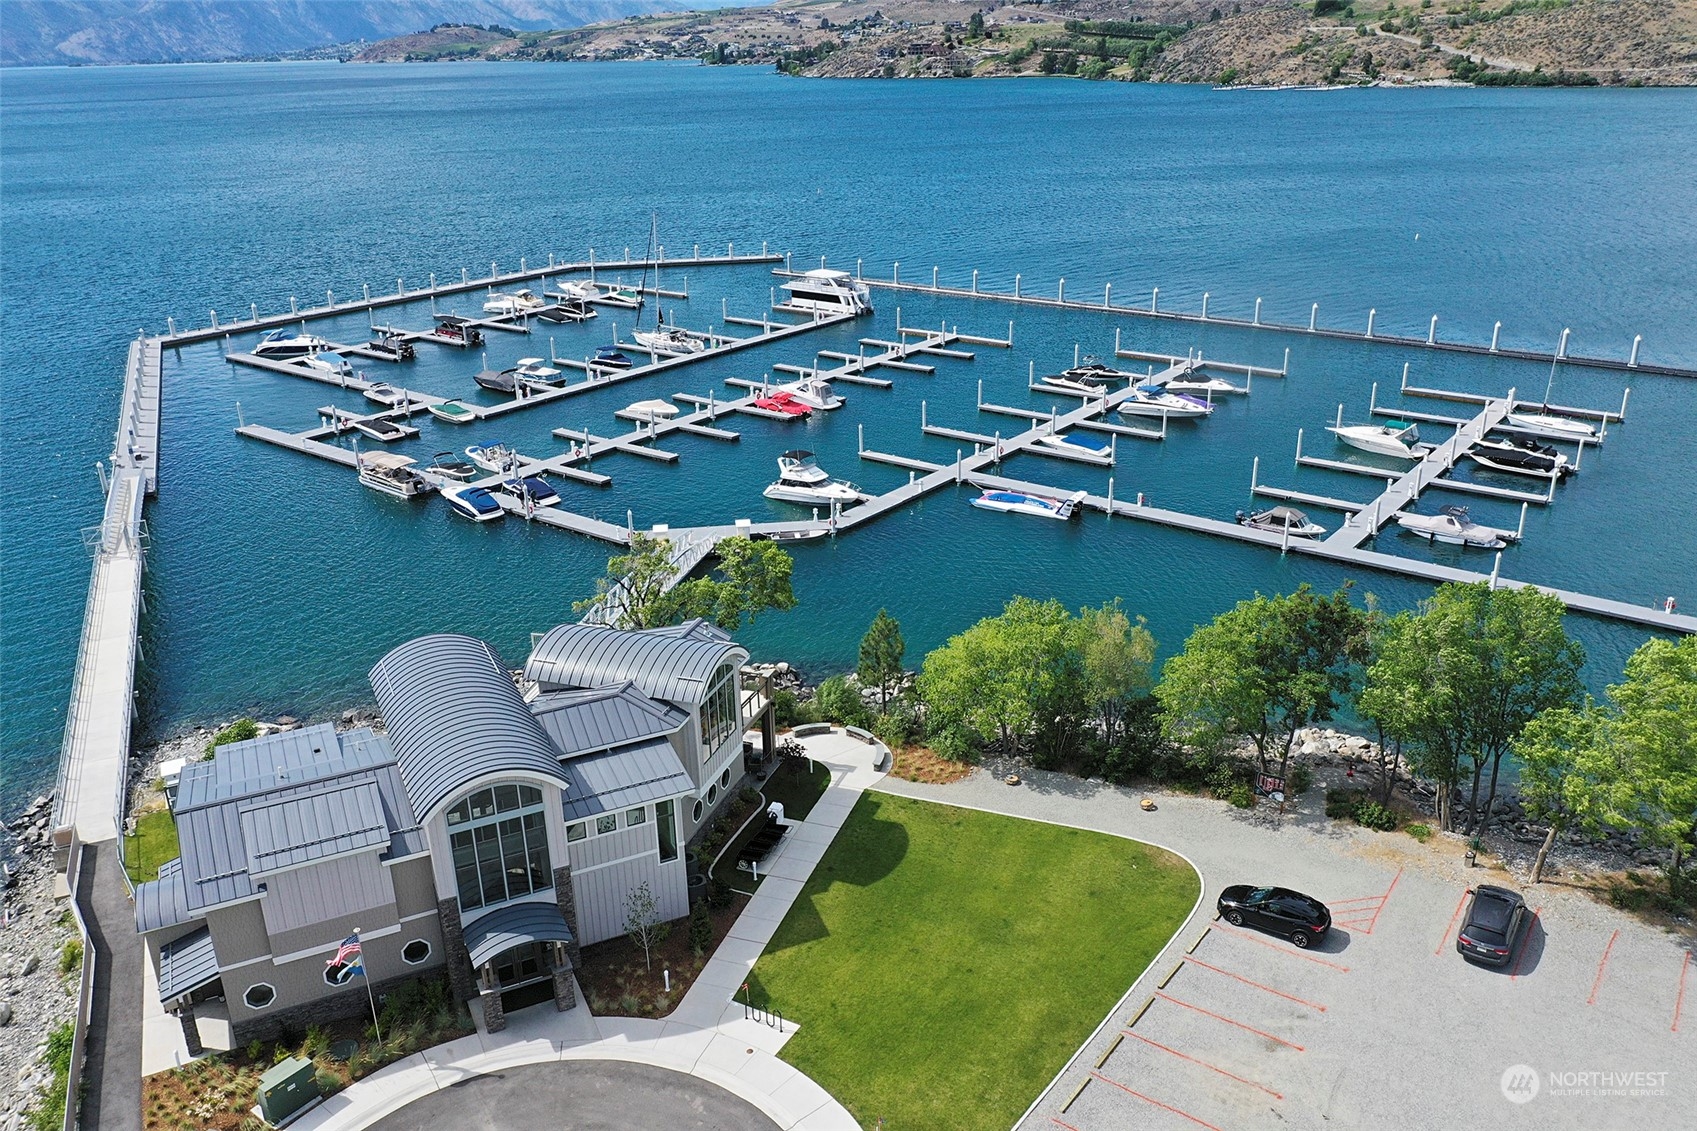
(447, 783, 550, 912)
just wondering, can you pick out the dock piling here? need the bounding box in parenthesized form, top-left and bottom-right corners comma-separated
(1491, 322, 1501, 352)
(1059, 278, 1065, 303)
(250, 303, 257, 322)
(290, 296, 298, 315)
(1370, 382, 1378, 415)
(1619, 387, 1631, 420)
(1151, 287, 1158, 313)
(1202, 292, 1210, 321)
(1107, 477, 1113, 515)
(210, 309, 217, 329)
(1104, 282, 1112, 309)
(1283, 348, 1290, 375)
(1254, 297, 1262, 326)
(1490, 552, 1502, 589)
(933, 266, 939, 288)
(363, 283, 370, 302)
(1310, 303, 1317, 332)
(1296, 427, 1304, 464)
(1251, 455, 1259, 494)
(236, 401, 244, 428)
(858, 423, 864, 455)
(1366, 309, 1376, 338)
(167, 317, 175, 336)
(1429, 315, 1439, 345)
(1629, 335, 1641, 368)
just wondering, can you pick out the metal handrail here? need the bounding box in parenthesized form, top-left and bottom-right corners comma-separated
(63, 839, 95, 1131)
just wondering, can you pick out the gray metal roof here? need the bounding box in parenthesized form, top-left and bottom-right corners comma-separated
(462, 901, 574, 968)
(370, 634, 570, 819)
(239, 781, 391, 875)
(531, 682, 687, 757)
(134, 858, 195, 934)
(525, 621, 747, 705)
(162, 727, 424, 922)
(157, 926, 221, 1001)
(560, 737, 693, 821)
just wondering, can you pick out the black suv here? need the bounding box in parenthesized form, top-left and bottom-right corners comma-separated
(1457, 884, 1529, 966)
(1216, 885, 1332, 948)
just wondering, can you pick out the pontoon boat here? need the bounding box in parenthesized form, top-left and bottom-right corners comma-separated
(357, 452, 430, 499)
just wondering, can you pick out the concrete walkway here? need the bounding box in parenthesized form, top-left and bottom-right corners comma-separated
(76, 842, 143, 1131)
(294, 728, 887, 1131)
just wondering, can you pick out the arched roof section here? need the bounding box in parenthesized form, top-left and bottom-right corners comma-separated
(524, 621, 748, 706)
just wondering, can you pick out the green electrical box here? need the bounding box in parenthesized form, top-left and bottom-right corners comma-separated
(257, 1056, 319, 1125)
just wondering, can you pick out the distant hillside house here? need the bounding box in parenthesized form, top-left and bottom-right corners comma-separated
(134, 620, 775, 1045)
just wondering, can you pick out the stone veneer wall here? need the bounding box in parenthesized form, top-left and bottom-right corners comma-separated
(552, 865, 581, 967)
(229, 970, 424, 1045)
(437, 897, 477, 1003)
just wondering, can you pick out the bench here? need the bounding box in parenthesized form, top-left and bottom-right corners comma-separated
(791, 723, 832, 738)
(736, 814, 789, 865)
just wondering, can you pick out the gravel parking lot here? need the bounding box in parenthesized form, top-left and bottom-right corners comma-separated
(875, 763, 1692, 1130)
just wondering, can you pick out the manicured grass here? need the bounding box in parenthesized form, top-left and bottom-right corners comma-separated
(746, 792, 1199, 1130)
(123, 807, 179, 884)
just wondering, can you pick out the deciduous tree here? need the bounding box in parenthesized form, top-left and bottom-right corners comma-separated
(1079, 600, 1156, 748)
(624, 881, 669, 972)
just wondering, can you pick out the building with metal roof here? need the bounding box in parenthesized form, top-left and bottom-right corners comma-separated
(132, 620, 775, 1049)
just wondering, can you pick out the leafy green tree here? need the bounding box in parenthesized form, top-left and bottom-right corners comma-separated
(857, 609, 906, 711)
(1609, 636, 1697, 890)
(1155, 584, 1369, 782)
(623, 881, 668, 972)
(1359, 582, 1583, 833)
(572, 532, 682, 629)
(1516, 705, 1627, 883)
(575, 535, 796, 631)
(1078, 600, 1156, 748)
(968, 10, 986, 37)
(815, 674, 872, 729)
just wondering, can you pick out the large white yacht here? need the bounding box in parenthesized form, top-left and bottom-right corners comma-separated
(781, 269, 874, 316)
(762, 451, 868, 506)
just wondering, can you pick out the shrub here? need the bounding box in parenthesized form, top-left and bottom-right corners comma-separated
(873, 703, 921, 748)
(1314, 0, 1347, 13)
(1406, 823, 1433, 842)
(57, 938, 83, 976)
(1228, 784, 1256, 809)
(302, 1025, 330, 1058)
(1205, 760, 1243, 798)
(1353, 801, 1399, 831)
(246, 1039, 264, 1061)
(688, 898, 713, 957)
(815, 675, 872, 729)
(1287, 764, 1313, 796)
(207, 718, 260, 753)
(1324, 787, 1358, 819)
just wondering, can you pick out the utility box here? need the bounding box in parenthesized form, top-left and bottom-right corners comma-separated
(257, 1056, 319, 1125)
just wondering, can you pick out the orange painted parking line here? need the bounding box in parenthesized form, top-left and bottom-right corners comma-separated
(1362, 868, 1402, 933)
(1183, 956, 1327, 1011)
(1050, 1119, 1084, 1131)
(1212, 921, 1351, 971)
(1435, 889, 1471, 956)
(1509, 908, 1543, 981)
(1090, 1072, 1226, 1131)
(1124, 1030, 1284, 1099)
(1155, 990, 1306, 1051)
(1587, 930, 1620, 1005)
(1673, 951, 1691, 1033)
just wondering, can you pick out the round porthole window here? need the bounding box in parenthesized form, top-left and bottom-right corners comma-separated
(692, 799, 704, 823)
(707, 785, 718, 805)
(243, 983, 276, 1010)
(720, 768, 731, 789)
(401, 939, 431, 965)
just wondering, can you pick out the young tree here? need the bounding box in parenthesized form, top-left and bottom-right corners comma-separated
(624, 881, 669, 972)
(1516, 705, 1627, 883)
(1155, 584, 1368, 781)
(1078, 600, 1156, 748)
(857, 609, 906, 711)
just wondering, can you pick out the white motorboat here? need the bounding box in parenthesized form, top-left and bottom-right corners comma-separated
(1327, 413, 1422, 459)
(362, 382, 412, 408)
(594, 285, 643, 309)
(483, 289, 545, 316)
(548, 280, 599, 305)
(1504, 409, 1598, 442)
(632, 325, 706, 355)
(1030, 431, 1114, 465)
(357, 452, 430, 499)
(781, 269, 874, 316)
(254, 328, 331, 358)
(499, 475, 562, 508)
(1160, 368, 1240, 395)
(513, 358, 565, 390)
(1117, 384, 1214, 419)
(970, 488, 1088, 520)
(465, 442, 517, 474)
(1236, 506, 1326, 538)
(1394, 505, 1520, 549)
(1467, 436, 1574, 479)
(443, 484, 504, 522)
(623, 399, 680, 422)
(296, 352, 357, 379)
(1037, 361, 1128, 396)
(762, 451, 869, 506)
(776, 375, 844, 411)
(429, 451, 478, 480)
(427, 400, 476, 425)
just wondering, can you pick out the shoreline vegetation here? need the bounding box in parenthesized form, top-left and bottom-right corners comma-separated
(9, 1, 1694, 86)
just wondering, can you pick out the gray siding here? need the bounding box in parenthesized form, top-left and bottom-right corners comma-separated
(571, 853, 688, 946)
(206, 900, 271, 965)
(390, 856, 439, 920)
(259, 850, 394, 937)
(268, 902, 399, 965)
(225, 926, 438, 1026)
(568, 822, 655, 870)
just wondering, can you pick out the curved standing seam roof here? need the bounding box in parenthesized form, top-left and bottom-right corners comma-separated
(370, 634, 567, 819)
(524, 622, 747, 704)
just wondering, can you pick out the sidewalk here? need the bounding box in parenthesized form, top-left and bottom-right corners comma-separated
(295, 727, 887, 1131)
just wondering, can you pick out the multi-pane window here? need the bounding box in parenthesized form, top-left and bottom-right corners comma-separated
(699, 662, 740, 762)
(447, 784, 551, 911)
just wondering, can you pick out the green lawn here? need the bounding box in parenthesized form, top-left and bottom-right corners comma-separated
(123, 808, 179, 884)
(746, 791, 1199, 1130)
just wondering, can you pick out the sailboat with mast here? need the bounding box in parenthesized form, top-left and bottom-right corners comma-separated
(1506, 330, 1600, 441)
(629, 216, 706, 357)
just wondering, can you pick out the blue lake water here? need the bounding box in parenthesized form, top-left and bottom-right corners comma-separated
(2, 62, 1694, 808)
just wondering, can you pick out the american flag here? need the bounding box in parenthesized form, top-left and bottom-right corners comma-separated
(327, 933, 363, 975)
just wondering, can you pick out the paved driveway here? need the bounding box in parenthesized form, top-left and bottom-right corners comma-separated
(365, 1060, 781, 1131)
(877, 761, 1692, 1130)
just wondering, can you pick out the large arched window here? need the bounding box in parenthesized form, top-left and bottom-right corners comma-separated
(699, 662, 740, 762)
(446, 783, 552, 912)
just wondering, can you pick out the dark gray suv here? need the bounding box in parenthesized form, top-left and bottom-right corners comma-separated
(1457, 884, 1529, 966)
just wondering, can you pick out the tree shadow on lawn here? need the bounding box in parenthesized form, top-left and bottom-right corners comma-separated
(756, 793, 909, 959)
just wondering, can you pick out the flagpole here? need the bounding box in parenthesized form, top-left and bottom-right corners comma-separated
(356, 928, 381, 1043)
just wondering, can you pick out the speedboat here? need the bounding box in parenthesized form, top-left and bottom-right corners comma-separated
(1237, 506, 1326, 538)
(1030, 432, 1113, 464)
(362, 382, 412, 408)
(429, 451, 477, 481)
(348, 415, 414, 443)
(513, 358, 565, 390)
(780, 269, 874, 316)
(1468, 436, 1574, 479)
(593, 346, 634, 370)
(537, 301, 595, 324)
(595, 285, 643, 309)
(483, 289, 545, 316)
(432, 316, 484, 346)
(1039, 359, 1131, 395)
(754, 392, 811, 417)
(364, 334, 415, 361)
(297, 352, 357, 379)
(254, 329, 331, 358)
(474, 367, 519, 394)
(762, 451, 868, 506)
(443, 484, 504, 522)
(357, 452, 430, 499)
(1394, 505, 1520, 549)
(624, 399, 680, 422)
(776, 375, 844, 411)
(1328, 419, 1422, 459)
(465, 442, 517, 474)
(1118, 385, 1214, 419)
(633, 326, 706, 355)
(500, 475, 561, 507)
(1161, 369, 1240, 395)
(548, 280, 599, 304)
(427, 400, 476, 425)
(970, 488, 1088, 520)
(1504, 408, 1598, 442)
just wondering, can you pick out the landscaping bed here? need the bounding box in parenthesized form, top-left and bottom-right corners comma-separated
(575, 891, 749, 1019)
(887, 744, 974, 785)
(745, 791, 1199, 1130)
(711, 756, 832, 895)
